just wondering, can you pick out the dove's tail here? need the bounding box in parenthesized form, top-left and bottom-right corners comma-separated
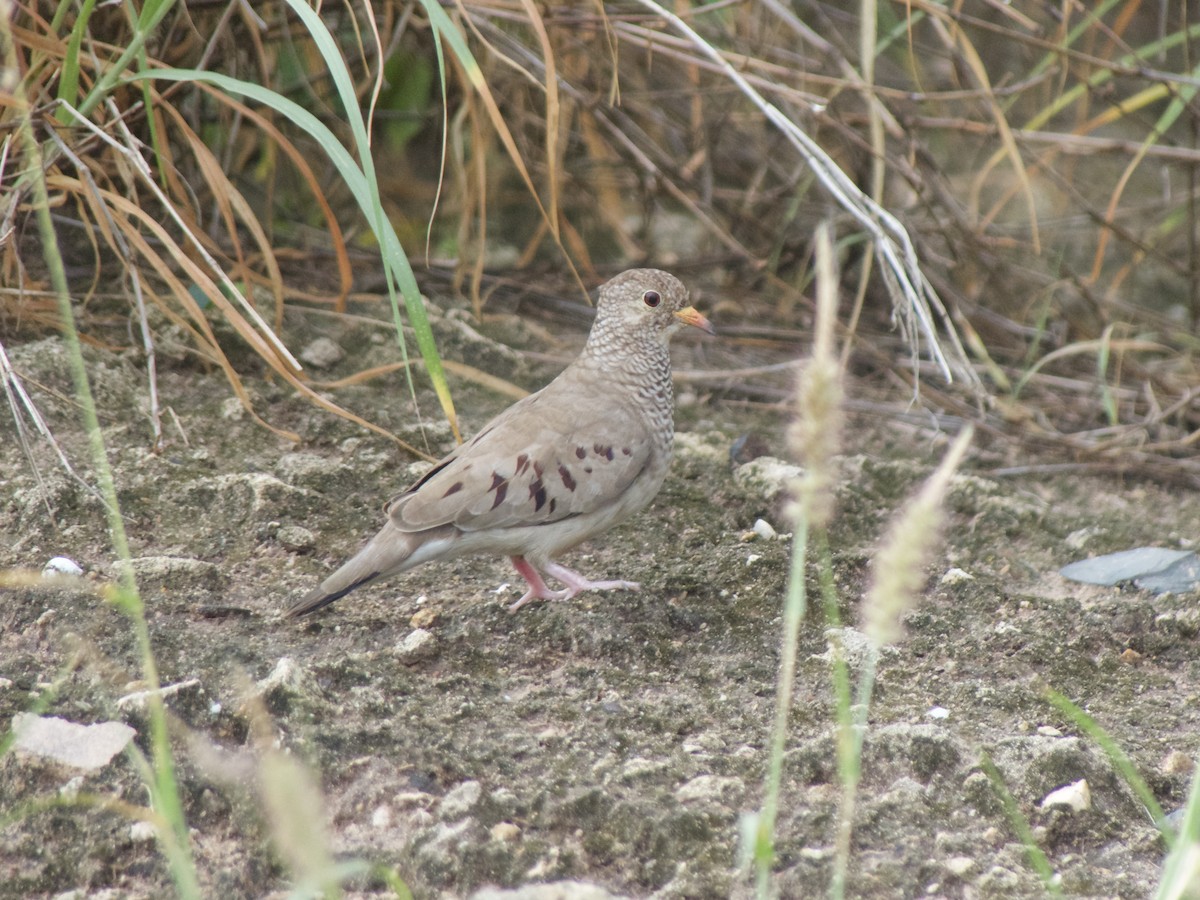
(284, 523, 453, 618)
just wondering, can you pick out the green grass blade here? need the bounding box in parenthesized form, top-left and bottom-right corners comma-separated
(979, 752, 1063, 895)
(8, 45, 200, 898)
(71, 0, 179, 120)
(1044, 689, 1170, 840)
(127, 67, 457, 436)
(54, 0, 97, 124)
(753, 514, 811, 896)
(280, 0, 458, 438)
(1157, 764, 1200, 900)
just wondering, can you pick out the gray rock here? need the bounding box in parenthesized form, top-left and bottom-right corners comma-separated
(299, 337, 345, 369)
(110, 556, 226, 592)
(674, 774, 742, 804)
(276, 524, 316, 552)
(1060, 547, 1196, 590)
(11, 714, 135, 771)
(733, 456, 803, 502)
(275, 452, 343, 486)
(394, 628, 438, 666)
(439, 780, 483, 819)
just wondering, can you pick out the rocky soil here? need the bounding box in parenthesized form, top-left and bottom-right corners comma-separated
(1, 292, 1197, 898)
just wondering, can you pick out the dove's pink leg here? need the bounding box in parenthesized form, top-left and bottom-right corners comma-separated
(543, 562, 641, 595)
(508, 557, 569, 611)
(507, 556, 640, 613)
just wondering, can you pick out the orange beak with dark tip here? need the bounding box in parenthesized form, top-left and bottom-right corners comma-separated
(674, 306, 716, 336)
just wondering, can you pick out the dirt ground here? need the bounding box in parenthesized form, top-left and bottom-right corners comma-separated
(1, 288, 1197, 899)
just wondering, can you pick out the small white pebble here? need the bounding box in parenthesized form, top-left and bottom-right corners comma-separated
(927, 706, 951, 720)
(1065, 527, 1103, 550)
(371, 804, 393, 828)
(944, 856, 975, 877)
(940, 567, 974, 585)
(745, 554, 762, 567)
(299, 337, 345, 369)
(42, 557, 83, 579)
(220, 397, 245, 420)
(394, 628, 437, 665)
(1040, 779, 1090, 812)
(753, 518, 778, 540)
(491, 821, 521, 842)
(130, 821, 157, 842)
(1036, 725, 1063, 737)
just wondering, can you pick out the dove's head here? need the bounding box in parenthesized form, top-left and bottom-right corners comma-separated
(591, 269, 715, 349)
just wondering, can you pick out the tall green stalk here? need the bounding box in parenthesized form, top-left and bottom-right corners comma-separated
(3, 12, 199, 894)
(754, 514, 811, 895)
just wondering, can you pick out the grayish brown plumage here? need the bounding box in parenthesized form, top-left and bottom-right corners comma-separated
(284, 269, 713, 617)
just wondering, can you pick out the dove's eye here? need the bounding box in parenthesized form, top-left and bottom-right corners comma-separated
(642, 290, 661, 308)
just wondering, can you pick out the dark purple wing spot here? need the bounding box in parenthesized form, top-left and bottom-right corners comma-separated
(490, 472, 505, 490)
(549, 498, 557, 514)
(622, 447, 632, 456)
(490, 480, 508, 510)
(604, 447, 614, 461)
(515, 453, 530, 474)
(442, 481, 464, 498)
(576, 446, 587, 459)
(558, 464, 577, 491)
(529, 479, 547, 512)
(533, 461, 544, 479)
(584, 466, 593, 474)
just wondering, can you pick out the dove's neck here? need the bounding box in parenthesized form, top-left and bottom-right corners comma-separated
(580, 327, 670, 377)
(577, 329, 675, 424)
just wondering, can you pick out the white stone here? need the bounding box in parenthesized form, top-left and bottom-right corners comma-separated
(11, 714, 135, 771)
(491, 821, 521, 842)
(944, 856, 975, 877)
(394, 628, 437, 664)
(299, 337, 345, 369)
(1040, 779, 1091, 812)
(220, 397, 245, 420)
(371, 804, 393, 828)
(674, 774, 742, 804)
(939, 567, 974, 585)
(753, 519, 778, 540)
(42, 557, 83, 578)
(440, 780, 483, 819)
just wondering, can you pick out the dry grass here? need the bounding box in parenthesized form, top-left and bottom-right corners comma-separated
(4, 1, 1198, 486)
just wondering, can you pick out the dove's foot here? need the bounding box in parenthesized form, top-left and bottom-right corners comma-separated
(507, 557, 640, 613)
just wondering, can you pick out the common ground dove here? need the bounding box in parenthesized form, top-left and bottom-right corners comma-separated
(284, 269, 713, 617)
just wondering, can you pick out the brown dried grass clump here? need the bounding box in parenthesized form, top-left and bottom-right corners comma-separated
(3, 2, 1198, 483)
